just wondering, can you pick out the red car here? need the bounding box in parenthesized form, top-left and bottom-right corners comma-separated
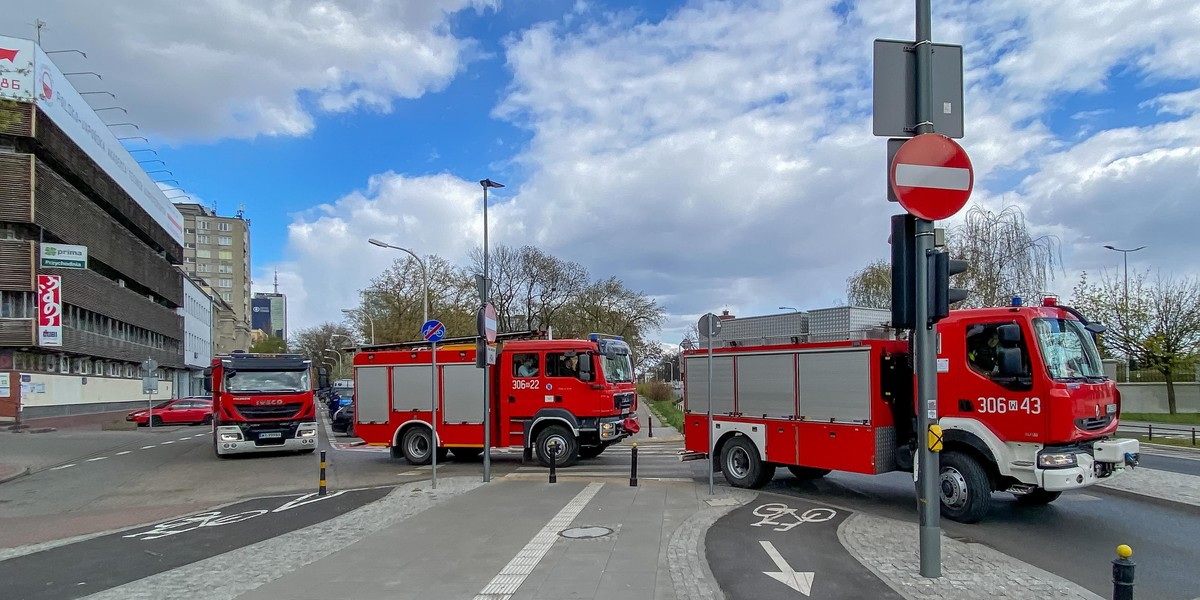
(127, 397, 213, 427)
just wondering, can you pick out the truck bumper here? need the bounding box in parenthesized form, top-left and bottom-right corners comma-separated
(214, 422, 319, 455)
(600, 414, 639, 442)
(1037, 438, 1140, 492)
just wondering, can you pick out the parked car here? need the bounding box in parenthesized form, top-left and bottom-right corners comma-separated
(331, 404, 355, 437)
(127, 397, 213, 427)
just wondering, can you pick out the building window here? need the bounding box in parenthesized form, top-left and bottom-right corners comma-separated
(221, 292, 232, 302)
(218, 222, 232, 232)
(198, 220, 210, 230)
(197, 263, 212, 273)
(218, 278, 233, 288)
(218, 236, 232, 246)
(185, 242, 196, 249)
(185, 228, 195, 234)
(197, 249, 212, 259)
(218, 264, 233, 274)
(0, 291, 34, 318)
(197, 234, 210, 244)
(184, 257, 195, 263)
(218, 250, 233, 260)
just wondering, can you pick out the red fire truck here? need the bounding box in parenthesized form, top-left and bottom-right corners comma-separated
(682, 299, 1140, 523)
(204, 352, 326, 458)
(351, 333, 639, 467)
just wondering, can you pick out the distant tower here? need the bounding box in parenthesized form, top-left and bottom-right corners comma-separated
(273, 270, 279, 294)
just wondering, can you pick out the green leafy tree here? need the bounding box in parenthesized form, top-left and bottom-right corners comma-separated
(1072, 270, 1200, 414)
(846, 259, 891, 308)
(250, 335, 287, 353)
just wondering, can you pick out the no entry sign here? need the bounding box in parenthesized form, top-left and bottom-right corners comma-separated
(889, 134, 973, 221)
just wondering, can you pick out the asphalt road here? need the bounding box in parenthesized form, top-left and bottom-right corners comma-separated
(762, 469, 1200, 600)
(707, 497, 902, 599)
(1138, 447, 1200, 476)
(0, 487, 389, 600)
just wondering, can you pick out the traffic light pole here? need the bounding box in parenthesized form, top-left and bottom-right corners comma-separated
(914, 0, 941, 578)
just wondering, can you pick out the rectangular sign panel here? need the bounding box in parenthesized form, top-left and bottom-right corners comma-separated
(0, 35, 185, 246)
(872, 39, 964, 139)
(39, 243, 88, 269)
(37, 274, 62, 347)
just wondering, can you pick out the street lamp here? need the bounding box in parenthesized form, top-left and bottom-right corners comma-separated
(779, 306, 799, 312)
(479, 179, 504, 484)
(367, 238, 428, 327)
(323, 349, 343, 378)
(1104, 244, 1147, 379)
(342, 309, 375, 345)
(479, 179, 504, 302)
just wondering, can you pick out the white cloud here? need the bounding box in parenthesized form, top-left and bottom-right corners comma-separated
(2, 0, 496, 141)
(187, 1, 1200, 342)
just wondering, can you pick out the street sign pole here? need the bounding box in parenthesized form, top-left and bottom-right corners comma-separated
(914, 0, 941, 578)
(143, 357, 158, 431)
(479, 303, 498, 483)
(698, 313, 721, 496)
(431, 338, 438, 490)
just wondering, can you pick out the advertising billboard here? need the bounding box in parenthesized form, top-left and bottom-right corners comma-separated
(251, 297, 272, 333)
(39, 243, 88, 269)
(37, 275, 62, 347)
(0, 35, 185, 246)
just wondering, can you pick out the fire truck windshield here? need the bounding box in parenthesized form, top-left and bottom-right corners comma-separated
(1033, 318, 1105, 381)
(226, 370, 311, 393)
(601, 353, 634, 383)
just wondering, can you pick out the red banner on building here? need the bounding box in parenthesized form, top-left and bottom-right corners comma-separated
(37, 274, 62, 347)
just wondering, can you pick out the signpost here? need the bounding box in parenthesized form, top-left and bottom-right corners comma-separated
(874, 0, 973, 579)
(422, 320, 445, 489)
(142, 358, 158, 430)
(478, 302, 497, 482)
(39, 243, 88, 269)
(697, 313, 722, 495)
(890, 133, 973, 221)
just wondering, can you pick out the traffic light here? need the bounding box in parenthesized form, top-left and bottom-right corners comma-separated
(928, 249, 969, 326)
(890, 214, 917, 329)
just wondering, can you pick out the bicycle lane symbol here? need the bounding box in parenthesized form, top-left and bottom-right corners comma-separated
(123, 490, 348, 541)
(750, 502, 837, 533)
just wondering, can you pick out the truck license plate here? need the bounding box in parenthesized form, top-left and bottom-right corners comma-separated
(259, 432, 282, 439)
(1106, 404, 1117, 415)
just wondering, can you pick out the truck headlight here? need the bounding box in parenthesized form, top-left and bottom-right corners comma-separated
(298, 428, 317, 438)
(1038, 452, 1077, 468)
(601, 422, 615, 433)
(220, 432, 243, 442)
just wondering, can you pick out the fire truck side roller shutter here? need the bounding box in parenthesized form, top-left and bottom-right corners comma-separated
(392, 365, 433, 412)
(798, 350, 871, 422)
(683, 355, 735, 415)
(736, 354, 797, 418)
(357, 367, 389, 424)
(443, 364, 484, 424)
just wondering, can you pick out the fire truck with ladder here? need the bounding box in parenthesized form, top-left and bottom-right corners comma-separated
(351, 332, 640, 467)
(681, 300, 1140, 523)
(205, 351, 327, 458)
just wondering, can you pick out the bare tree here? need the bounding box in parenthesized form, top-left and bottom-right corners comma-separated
(358, 255, 477, 343)
(946, 205, 1062, 308)
(1072, 270, 1200, 413)
(291, 322, 357, 379)
(846, 259, 891, 309)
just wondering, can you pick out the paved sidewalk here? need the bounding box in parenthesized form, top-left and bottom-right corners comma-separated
(631, 398, 684, 443)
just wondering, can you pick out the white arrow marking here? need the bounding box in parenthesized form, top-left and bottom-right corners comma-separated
(271, 491, 346, 512)
(760, 540, 814, 596)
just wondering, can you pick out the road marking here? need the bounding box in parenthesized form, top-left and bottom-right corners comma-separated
(751, 503, 837, 532)
(141, 445, 156, 450)
(162, 441, 174, 445)
(397, 470, 424, 476)
(475, 482, 603, 600)
(49, 464, 76, 470)
(178, 437, 191, 441)
(86, 457, 108, 462)
(116, 451, 131, 456)
(760, 540, 815, 595)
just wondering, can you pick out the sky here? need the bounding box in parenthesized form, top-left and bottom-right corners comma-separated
(4, 0, 1199, 346)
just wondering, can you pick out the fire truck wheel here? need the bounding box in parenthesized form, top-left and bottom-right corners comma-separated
(786, 466, 831, 480)
(721, 436, 773, 489)
(535, 425, 580, 468)
(1014, 488, 1062, 505)
(401, 427, 434, 465)
(939, 451, 992, 523)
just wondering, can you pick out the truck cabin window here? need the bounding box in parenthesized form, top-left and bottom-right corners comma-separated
(513, 353, 540, 378)
(966, 322, 1030, 380)
(1033, 318, 1105, 382)
(546, 353, 584, 379)
(225, 370, 310, 393)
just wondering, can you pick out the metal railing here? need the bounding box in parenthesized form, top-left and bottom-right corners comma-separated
(1117, 422, 1198, 446)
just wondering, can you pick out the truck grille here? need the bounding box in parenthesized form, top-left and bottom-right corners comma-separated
(236, 403, 303, 420)
(614, 393, 634, 411)
(1075, 415, 1113, 432)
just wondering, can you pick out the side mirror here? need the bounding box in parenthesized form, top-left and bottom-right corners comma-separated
(318, 367, 330, 390)
(578, 353, 593, 382)
(999, 347, 1024, 376)
(202, 367, 213, 393)
(998, 324, 1021, 346)
(1085, 323, 1106, 335)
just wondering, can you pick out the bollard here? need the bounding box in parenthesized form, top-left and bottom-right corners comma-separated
(548, 441, 558, 484)
(1192, 427, 1196, 446)
(648, 414, 654, 438)
(319, 450, 327, 497)
(1148, 424, 1153, 441)
(1112, 544, 1135, 600)
(630, 443, 639, 487)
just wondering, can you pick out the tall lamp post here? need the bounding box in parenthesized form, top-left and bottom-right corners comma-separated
(778, 306, 799, 312)
(367, 238, 429, 328)
(342, 308, 375, 345)
(1104, 244, 1147, 379)
(479, 178, 504, 484)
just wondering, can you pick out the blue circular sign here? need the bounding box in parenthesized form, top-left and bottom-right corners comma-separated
(422, 320, 446, 342)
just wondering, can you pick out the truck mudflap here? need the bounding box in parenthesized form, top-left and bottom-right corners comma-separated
(1036, 437, 1140, 492)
